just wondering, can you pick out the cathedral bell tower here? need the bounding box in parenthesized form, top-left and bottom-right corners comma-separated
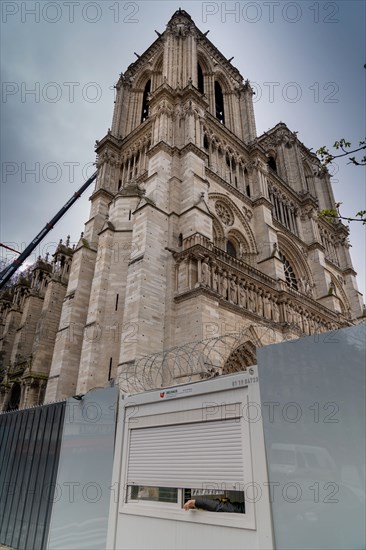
(44, 10, 363, 402)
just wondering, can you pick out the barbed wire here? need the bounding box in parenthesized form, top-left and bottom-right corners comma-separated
(117, 323, 276, 393)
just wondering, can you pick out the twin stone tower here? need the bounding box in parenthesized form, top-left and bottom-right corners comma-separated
(0, 10, 363, 410)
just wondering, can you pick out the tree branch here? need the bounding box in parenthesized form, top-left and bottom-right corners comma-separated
(316, 140, 366, 166)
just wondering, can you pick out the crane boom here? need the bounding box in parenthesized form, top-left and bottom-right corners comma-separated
(0, 170, 98, 290)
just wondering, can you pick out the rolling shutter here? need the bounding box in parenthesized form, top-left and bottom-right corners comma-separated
(127, 418, 245, 489)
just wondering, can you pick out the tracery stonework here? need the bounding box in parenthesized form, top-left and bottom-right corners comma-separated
(215, 201, 234, 226)
(0, 9, 363, 408)
(222, 342, 257, 374)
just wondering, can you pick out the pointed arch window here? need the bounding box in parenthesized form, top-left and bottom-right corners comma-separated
(303, 163, 315, 195)
(279, 252, 298, 291)
(268, 156, 277, 172)
(226, 240, 236, 258)
(203, 134, 209, 150)
(232, 158, 237, 187)
(244, 168, 251, 197)
(215, 81, 225, 124)
(197, 63, 204, 94)
(141, 79, 151, 123)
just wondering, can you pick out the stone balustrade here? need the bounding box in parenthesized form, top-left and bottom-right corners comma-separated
(175, 242, 343, 336)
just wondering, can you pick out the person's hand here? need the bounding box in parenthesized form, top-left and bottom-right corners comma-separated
(183, 499, 196, 511)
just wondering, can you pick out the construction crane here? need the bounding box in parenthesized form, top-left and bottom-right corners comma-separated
(0, 170, 97, 290)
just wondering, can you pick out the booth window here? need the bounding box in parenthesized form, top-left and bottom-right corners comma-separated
(127, 485, 245, 512)
(128, 486, 178, 504)
(126, 418, 245, 513)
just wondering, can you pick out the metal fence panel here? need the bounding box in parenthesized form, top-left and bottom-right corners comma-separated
(0, 402, 65, 550)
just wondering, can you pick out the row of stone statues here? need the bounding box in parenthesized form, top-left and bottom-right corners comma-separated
(199, 258, 337, 335)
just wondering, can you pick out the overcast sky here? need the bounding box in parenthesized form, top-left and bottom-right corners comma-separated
(1, 0, 365, 300)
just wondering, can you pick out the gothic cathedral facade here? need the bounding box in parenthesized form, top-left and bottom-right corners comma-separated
(0, 10, 363, 409)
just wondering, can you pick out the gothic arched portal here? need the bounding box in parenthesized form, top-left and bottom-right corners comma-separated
(222, 341, 257, 374)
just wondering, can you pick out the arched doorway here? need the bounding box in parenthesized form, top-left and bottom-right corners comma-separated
(222, 341, 257, 374)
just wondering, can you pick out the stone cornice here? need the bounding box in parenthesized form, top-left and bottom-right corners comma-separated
(150, 82, 210, 111)
(149, 82, 176, 105)
(324, 257, 343, 272)
(89, 188, 114, 203)
(133, 198, 168, 217)
(73, 238, 97, 255)
(297, 191, 319, 208)
(147, 140, 176, 158)
(174, 285, 220, 303)
(133, 197, 213, 220)
(180, 203, 213, 219)
(180, 141, 208, 162)
(119, 120, 153, 152)
(342, 267, 357, 277)
(49, 275, 69, 287)
(138, 170, 158, 187)
(147, 140, 209, 163)
(307, 241, 325, 253)
(116, 181, 145, 198)
(95, 133, 121, 154)
(27, 291, 45, 302)
(178, 84, 210, 109)
(252, 196, 273, 209)
(21, 371, 49, 382)
(98, 224, 114, 237)
(136, 170, 149, 185)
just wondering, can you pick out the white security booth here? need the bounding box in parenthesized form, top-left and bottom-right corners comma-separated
(107, 325, 365, 550)
(107, 367, 274, 550)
